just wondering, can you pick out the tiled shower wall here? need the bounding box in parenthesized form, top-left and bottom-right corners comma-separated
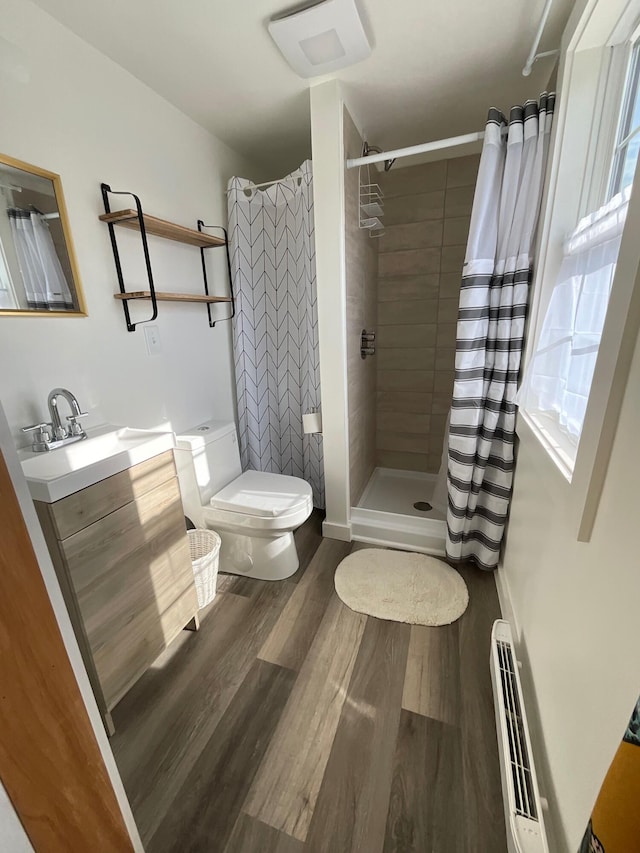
(376, 154, 480, 474)
(344, 107, 379, 504)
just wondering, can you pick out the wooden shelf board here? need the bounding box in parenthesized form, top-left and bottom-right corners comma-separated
(99, 209, 225, 248)
(114, 291, 232, 304)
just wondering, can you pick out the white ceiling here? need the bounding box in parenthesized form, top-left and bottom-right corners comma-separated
(32, 0, 573, 177)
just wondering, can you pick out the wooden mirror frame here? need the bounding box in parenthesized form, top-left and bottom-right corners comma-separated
(0, 153, 87, 318)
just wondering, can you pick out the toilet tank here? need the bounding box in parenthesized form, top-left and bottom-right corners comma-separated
(175, 420, 242, 526)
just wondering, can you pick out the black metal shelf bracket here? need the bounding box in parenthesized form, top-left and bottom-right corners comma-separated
(100, 182, 233, 331)
(101, 183, 158, 333)
(197, 221, 235, 328)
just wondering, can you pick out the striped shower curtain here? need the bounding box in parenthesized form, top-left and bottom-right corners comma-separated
(446, 94, 555, 569)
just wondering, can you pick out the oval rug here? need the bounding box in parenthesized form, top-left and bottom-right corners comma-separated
(334, 549, 468, 626)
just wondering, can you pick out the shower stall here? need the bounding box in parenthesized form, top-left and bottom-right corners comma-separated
(343, 107, 479, 554)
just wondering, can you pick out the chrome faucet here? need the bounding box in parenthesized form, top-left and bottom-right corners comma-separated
(48, 388, 84, 439)
(22, 388, 89, 452)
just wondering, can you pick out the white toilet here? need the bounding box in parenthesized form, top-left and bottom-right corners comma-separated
(174, 420, 313, 581)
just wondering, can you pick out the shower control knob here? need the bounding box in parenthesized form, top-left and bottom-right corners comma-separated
(360, 328, 376, 358)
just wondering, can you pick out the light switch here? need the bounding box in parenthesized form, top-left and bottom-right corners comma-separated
(144, 324, 162, 356)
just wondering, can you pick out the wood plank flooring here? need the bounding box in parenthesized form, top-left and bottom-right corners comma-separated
(110, 511, 507, 853)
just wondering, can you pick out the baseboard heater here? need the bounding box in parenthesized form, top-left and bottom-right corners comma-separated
(490, 620, 549, 853)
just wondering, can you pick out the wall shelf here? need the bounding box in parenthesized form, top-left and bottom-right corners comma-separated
(99, 209, 226, 248)
(99, 183, 234, 332)
(113, 291, 232, 304)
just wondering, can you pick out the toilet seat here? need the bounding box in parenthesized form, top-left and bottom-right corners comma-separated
(209, 470, 312, 518)
(203, 470, 313, 533)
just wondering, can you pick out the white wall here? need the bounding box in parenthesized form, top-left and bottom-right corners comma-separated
(0, 781, 34, 853)
(309, 80, 351, 540)
(499, 3, 640, 850)
(503, 364, 640, 849)
(0, 0, 259, 446)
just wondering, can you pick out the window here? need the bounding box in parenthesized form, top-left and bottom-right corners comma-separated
(0, 244, 18, 309)
(518, 188, 630, 473)
(518, 33, 640, 478)
(0, 188, 18, 309)
(609, 43, 640, 199)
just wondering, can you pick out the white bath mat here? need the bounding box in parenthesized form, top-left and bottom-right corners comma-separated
(334, 549, 468, 626)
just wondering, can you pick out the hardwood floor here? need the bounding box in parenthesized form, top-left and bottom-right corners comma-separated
(110, 511, 507, 853)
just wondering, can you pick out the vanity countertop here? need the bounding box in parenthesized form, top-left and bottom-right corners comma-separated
(20, 424, 176, 503)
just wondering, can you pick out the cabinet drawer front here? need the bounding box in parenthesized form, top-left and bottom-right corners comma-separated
(49, 450, 177, 540)
(61, 476, 197, 709)
(97, 586, 197, 711)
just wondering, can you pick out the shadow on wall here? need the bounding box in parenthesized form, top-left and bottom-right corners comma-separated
(375, 154, 480, 476)
(343, 107, 379, 506)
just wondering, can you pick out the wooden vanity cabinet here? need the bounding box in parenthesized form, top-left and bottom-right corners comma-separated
(35, 450, 198, 735)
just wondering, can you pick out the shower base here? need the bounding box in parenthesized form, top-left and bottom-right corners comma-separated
(351, 467, 446, 556)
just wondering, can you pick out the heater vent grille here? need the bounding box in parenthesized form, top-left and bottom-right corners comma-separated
(496, 639, 538, 821)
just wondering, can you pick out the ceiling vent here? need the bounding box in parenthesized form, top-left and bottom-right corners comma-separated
(268, 0, 371, 79)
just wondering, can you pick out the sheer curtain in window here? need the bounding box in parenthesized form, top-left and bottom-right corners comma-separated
(518, 186, 630, 451)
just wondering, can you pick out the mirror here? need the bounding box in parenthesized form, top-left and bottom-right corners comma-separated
(0, 153, 86, 316)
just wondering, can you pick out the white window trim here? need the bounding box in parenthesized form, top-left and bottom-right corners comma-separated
(519, 0, 640, 542)
(0, 187, 19, 309)
(519, 410, 575, 482)
(0, 243, 18, 309)
(607, 42, 640, 199)
(582, 44, 630, 213)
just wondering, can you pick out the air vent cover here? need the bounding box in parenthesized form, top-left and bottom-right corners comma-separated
(490, 620, 549, 853)
(268, 0, 371, 79)
(496, 639, 537, 819)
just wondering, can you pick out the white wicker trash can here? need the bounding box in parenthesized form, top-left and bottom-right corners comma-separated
(187, 529, 221, 609)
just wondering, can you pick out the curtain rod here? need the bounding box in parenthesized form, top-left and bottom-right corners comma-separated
(225, 175, 304, 193)
(522, 0, 559, 76)
(6, 206, 59, 219)
(346, 131, 485, 169)
(347, 4, 558, 171)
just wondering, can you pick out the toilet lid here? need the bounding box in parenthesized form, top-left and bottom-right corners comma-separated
(209, 471, 313, 518)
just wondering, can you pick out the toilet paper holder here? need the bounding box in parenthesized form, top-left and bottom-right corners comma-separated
(361, 329, 376, 359)
(302, 411, 322, 434)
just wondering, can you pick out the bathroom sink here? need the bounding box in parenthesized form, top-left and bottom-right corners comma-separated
(20, 425, 176, 502)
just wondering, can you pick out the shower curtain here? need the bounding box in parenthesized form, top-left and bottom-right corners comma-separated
(8, 210, 73, 310)
(446, 94, 555, 569)
(227, 160, 324, 508)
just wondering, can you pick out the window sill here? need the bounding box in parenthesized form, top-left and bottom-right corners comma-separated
(517, 410, 575, 483)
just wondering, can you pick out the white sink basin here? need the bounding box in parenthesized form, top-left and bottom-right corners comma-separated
(20, 425, 176, 503)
